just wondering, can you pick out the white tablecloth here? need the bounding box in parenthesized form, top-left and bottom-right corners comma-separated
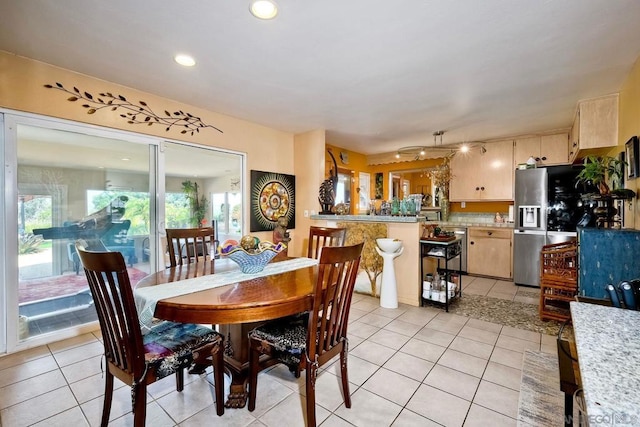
(134, 257, 319, 331)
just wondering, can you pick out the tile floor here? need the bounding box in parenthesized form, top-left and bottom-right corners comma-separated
(0, 276, 557, 426)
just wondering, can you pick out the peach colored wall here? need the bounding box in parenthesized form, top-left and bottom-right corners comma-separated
(618, 55, 640, 229)
(0, 51, 319, 242)
(292, 130, 326, 257)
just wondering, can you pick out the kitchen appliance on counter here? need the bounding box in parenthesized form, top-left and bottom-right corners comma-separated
(514, 166, 582, 287)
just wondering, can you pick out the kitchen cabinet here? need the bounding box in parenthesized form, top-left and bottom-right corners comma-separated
(514, 133, 569, 167)
(450, 139, 514, 201)
(568, 94, 618, 163)
(467, 227, 512, 279)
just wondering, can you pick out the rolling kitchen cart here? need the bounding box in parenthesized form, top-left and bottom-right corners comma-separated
(420, 237, 462, 312)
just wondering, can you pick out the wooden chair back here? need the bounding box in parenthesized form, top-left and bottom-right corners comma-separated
(307, 242, 363, 364)
(307, 226, 346, 259)
(76, 241, 226, 425)
(75, 242, 146, 386)
(166, 227, 218, 267)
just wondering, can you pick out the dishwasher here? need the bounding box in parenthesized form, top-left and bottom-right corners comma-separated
(441, 226, 467, 273)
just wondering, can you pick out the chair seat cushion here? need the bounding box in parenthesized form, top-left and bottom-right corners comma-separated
(143, 321, 221, 379)
(249, 312, 309, 366)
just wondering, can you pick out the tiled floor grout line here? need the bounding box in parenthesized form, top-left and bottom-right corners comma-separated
(2, 277, 551, 426)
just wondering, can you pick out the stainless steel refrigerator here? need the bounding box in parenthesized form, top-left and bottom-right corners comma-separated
(513, 168, 547, 287)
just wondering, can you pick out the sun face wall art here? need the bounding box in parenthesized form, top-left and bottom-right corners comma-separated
(250, 170, 296, 232)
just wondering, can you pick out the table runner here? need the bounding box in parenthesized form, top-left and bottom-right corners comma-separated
(135, 257, 318, 331)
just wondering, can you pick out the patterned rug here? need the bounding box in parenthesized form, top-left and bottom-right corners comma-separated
(18, 267, 148, 304)
(448, 293, 564, 336)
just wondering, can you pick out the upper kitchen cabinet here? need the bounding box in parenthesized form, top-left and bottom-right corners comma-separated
(514, 133, 569, 167)
(568, 93, 619, 163)
(450, 139, 514, 201)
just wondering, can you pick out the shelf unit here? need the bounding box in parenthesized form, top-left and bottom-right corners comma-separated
(419, 238, 462, 312)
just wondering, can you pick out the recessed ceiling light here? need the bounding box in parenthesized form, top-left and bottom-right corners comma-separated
(121, 157, 130, 161)
(250, 0, 278, 20)
(174, 54, 196, 67)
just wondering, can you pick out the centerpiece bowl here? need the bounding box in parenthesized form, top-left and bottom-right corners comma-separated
(220, 240, 286, 274)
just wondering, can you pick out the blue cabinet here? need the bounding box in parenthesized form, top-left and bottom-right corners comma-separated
(578, 227, 640, 298)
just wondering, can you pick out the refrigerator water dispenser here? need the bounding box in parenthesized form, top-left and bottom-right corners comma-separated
(518, 205, 541, 228)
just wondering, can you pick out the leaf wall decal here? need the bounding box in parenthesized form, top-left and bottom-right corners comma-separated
(45, 82, 223, 135)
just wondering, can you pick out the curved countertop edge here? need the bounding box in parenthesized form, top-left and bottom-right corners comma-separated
(311, 214, 515, 228)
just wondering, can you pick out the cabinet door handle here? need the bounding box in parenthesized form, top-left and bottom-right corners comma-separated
(480, 186, 485, 191)
(470, 241, 475, 245)
(541, 156, 547, 161)
(475, 187, 480, 191)
(535, 157, 541, 162)
(487, 231, 493, 236)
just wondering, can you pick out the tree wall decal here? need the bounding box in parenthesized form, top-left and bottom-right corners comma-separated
(44, 82, 223, 135)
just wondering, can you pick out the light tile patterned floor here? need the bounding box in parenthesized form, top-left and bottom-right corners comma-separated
(0, 277, 557, 426)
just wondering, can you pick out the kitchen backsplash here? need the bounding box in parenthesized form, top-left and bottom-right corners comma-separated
(448, 212, 512, 224)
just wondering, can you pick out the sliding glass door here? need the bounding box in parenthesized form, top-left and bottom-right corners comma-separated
(2, 113, 244, 354)
(163, 141, 243, 251)
(8, 120, 155, 348)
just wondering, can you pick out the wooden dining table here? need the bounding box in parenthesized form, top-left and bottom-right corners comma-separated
(134, 258, 317, 408)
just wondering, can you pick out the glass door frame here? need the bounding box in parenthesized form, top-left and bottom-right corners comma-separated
(2, 111, 163, 353)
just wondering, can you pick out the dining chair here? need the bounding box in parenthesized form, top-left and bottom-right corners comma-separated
(75, 242, 225, 426)
(247, 242, 364, 427)
(307, 226, 347, 259)
(166, 227, 218, 267)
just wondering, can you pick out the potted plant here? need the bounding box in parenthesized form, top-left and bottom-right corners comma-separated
(182, 180, 208, 227)
(575, 155, 625, 195)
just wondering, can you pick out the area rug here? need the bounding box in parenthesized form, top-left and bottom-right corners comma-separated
(448, 293, 563, 336)
(18, 267, 149, 304)
(517, 350, 565, 426)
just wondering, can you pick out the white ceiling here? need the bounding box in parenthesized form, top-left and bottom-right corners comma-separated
(2, 0, 640, 156)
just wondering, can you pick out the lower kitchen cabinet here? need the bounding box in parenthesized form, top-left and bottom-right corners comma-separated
(467, 227, 512, 279)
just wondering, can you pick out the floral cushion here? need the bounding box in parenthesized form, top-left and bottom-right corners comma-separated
(249, 312, 309, 366)
(143, 321, 221, 379)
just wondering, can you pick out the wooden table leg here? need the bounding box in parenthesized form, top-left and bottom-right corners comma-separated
(218, 322, 262, 408)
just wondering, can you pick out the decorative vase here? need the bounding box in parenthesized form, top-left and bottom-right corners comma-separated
(220, 241, 286, 273)
(440, 196, 450, 221)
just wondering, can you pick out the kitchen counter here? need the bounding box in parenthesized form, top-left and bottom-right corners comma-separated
(570, 301, 640, 425)
(311, 214, 515, 228)
(425, 221, 514, 229)
(310, 214, 420, 223)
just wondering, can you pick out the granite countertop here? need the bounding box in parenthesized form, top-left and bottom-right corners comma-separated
(424, 221, 515, 229)
(310, 214, 515, 228)
(570, 301, 640, 424)
(310, 214, 420, 223)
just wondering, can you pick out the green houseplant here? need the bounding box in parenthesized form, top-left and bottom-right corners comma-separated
(181, 180, 208, 227)
(575, 155, 625, 195)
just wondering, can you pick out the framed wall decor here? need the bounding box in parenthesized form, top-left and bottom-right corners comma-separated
(625, 136, 638, 179)
(374, 172, 383, 199)
(358, 172, 371, 212)
(250, 170, 296, 232)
